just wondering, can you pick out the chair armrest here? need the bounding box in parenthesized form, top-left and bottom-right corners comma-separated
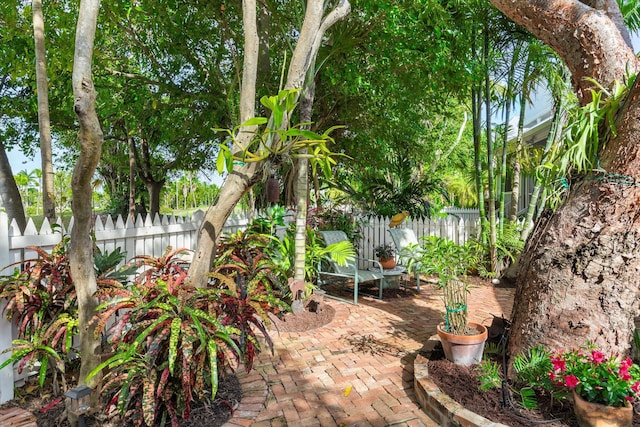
(355, 257, 383, 271)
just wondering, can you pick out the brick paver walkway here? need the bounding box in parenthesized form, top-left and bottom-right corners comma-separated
(224, 281, 515, 427)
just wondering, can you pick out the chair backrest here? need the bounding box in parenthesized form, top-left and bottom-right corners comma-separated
(388, 228, 419, 250)
(319, 230, 356, 275)
(388, 228, 420, 264)
(319, 230, 349, 246)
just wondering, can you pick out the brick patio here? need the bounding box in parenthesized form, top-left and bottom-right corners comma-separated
(223, 280, 515, 427)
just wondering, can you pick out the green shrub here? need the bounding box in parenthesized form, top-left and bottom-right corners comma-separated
(0, 239, 130, 393)
(90, 239, 287, 426)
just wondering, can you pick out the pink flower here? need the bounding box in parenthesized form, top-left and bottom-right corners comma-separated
(632, 382, 640, 393)
(619, 366, 632, 381)
(565, 375, 580, 388)
(590, 350, 605, 364)
(551, 356, 566, 372)
(622, 357, 633, 369)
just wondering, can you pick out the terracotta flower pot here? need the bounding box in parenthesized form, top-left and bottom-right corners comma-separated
(572, 390, 633, 427)
(379, 257, 396, 269)
(437, 322, 488, 366)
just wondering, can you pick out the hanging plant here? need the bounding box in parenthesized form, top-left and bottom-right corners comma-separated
(266, 176, 280, 203)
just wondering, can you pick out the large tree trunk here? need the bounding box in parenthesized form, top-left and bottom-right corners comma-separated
(32, 0, 56, 222)
(0, 141, 27, 233)
(186, 0, 262, 286)
(70, 0, 103, 393)
(491, 0, 636, 102)
(187, 0, 350, 286)
(490, 0, 640, 356)
(145, 180, 163, 219)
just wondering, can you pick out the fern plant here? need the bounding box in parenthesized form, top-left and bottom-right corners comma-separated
(476, 359, 502, 391)
(511, 345, 557, 409)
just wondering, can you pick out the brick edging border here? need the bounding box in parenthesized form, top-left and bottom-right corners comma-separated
(413, 342, 510, 427)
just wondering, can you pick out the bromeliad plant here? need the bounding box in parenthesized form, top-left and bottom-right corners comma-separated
(549, 345, 640, 407)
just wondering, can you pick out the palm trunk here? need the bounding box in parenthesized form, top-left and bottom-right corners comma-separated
(471, 28, 486, 244)
(484, 24, 497, 273)
(293, 74, 316, 286)
(520, 100, 565, 240)
(500, 43, 520, 229)
(508, 91, 527, 222)
(472, 86, 486, 243)
(509, 56, 534, 222)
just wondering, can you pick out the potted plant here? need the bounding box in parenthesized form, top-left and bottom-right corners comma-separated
(408, 236, 486, 365)
(549, 345, 640, 427)
(374, 243, 397, 269)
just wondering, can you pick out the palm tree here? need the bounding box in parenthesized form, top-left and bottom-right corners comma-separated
(14, 169, 39, 215)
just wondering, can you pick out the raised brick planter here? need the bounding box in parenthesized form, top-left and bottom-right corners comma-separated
(413, 341, 510, 427)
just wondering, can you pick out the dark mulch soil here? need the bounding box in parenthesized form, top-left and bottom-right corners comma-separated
(269, 299, 336, 333)
(0, 304, 335, 426)
(428, 351, 640, 427)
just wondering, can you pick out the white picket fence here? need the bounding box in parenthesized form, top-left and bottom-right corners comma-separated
(0, 207, 479, 403)
(0, 209, 250, 404)
(357, 209, 480, 262)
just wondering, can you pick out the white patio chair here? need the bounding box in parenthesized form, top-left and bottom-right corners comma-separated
(387, 228, 423, 291)
(317, 230, 385, 304)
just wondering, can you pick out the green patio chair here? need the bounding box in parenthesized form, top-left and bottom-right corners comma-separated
(387, 228, 423, 291)
(317, 230, 384, 304)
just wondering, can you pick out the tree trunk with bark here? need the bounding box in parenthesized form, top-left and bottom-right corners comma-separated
(187, 0, 350, 286)
(490, 0, 640, 356)
(70, 0, 103, 392)
(0, 141, 27, 233)
(145, 180, 164, 219)
(32, 0, 56, 222)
